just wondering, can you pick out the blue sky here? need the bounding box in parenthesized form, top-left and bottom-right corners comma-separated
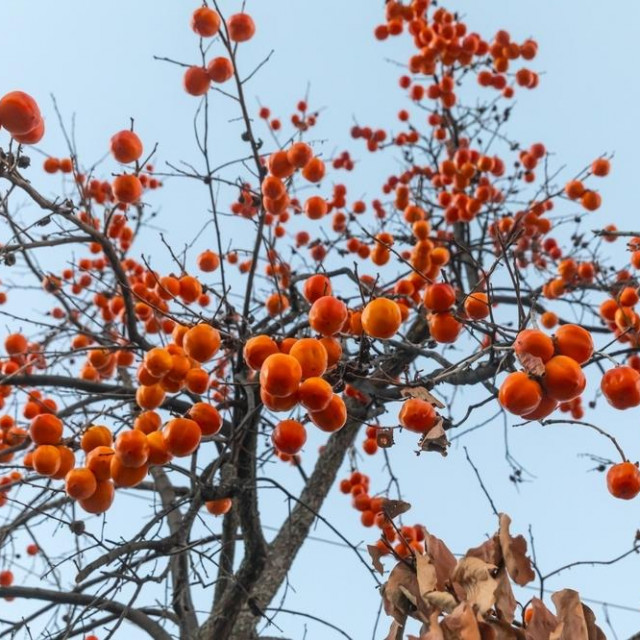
(2, 1, 640, 638)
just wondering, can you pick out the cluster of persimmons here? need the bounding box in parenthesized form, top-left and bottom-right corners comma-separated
(0, 5, 640, 624)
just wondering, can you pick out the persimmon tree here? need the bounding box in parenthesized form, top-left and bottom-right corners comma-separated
(0, 1, 638, 639)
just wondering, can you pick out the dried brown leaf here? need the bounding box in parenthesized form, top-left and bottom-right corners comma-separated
(498, 514, 536, 586)
(452, 556, 497, 615)
(524, 597, 558, 640)
(377, 427, 395, 448)
(416, 553, 438, 597)
(441, 603, 482, 640)
(368, 543, 386, 575)
(386, 620, 405, 640)
(480, 620, 526, 639)
(424, 529, 458, 590)
(518, 352, 546, 377)
(418, 418, 450, 456)
(384, 499, 412, 520)
(493, 567, 517, 623)
(402, 386, 446, 408)
(425, 590, 458, 613)
(582, 604, 606, 640)
(549, 589, 588, 640)
(383, 562, 421, 624)
(421, 611, 446, 640)
(466, 535, 502, 566)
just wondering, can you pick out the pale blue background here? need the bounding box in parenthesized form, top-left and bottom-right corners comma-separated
(1, 1, 640, 638)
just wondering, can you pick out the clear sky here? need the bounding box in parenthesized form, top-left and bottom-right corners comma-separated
(2, 1, 640, 639)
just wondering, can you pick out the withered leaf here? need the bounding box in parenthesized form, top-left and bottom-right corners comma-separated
(493, 567, 517, 623)
(384, 499, 412, 520)
(386, 620, 405, 640)
(423, 529, 458, 590)
(441, 603, 482, 640)
(421, 611, 446, 640)
(368, 543, 386, 575)
(383, 562, 421, 624)
(518, 352, 545, 377)
(416, 553, 438, 598)
(425, 590, 458, 613)
(402, 386, 446, 408)
(480, 620, 526, 639)
(549, 589, 589, 640)
(466, 535, 502, 566)
(418, 418, 450, 456)
(582, 603, 606, 640)
(524, 597, 558, 640)
(377, 427, 395, 448)
(498, 514, 535, 586)
(452, 556, 497, 615)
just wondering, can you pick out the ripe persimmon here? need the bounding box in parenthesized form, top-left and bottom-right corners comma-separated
(162, 417, 201, 456)
(29, 414, 63, 445)
(607, 462, 640, 500)
(260, 388, 299, 412)
(110, 130, 143, 164)
(499, 372, 543, 416)
(320, 336, 342, 368)
(183, 324, 221, 362)
(520, 392, 558, 421)
(399, 398, 438, 433)
(301, 157, 325, 183)
(191, 7, 220, 37)
(0, 91, 41, 135)
(553, 324, 593, 364)
(540, 311, 558, 329)
(186, 368, 210, 394)
(298, 377, 333, 412)
(288, 142, 313, 169)
(205, 498, 232, 515)
(423, 283, 455, 312)
(135, 384, 166, 410)
(188, 402, 222, 436)
(272, 419, 307, 454)
(113, 175, 142, 204)
(289, 338, 328, 379)
(146, 431, 173, 465)
(244, 335, 279, 370)
(601, 366, 640, 409)
(259, 353, 302, 397)
(592, 157, 610, 177)
(52, 446, 76, 480)
(115, 429, 149, 468)
(110, 457, 148, 488)
(183, 66, 211, 96)
(179, 275, 203, 303)
(65, 467, 98, 500)
(309, 394, 347, 432)
(514, 329, 554, 363)
(464, 291, 490, 320)
(13, 117, 44, 144)
(428, 312, 462, 343)
(361, 298, 402, 339)
(144, 347, 173, 377)
(32, 445, 61, 476)
(0, 570, 14, 587)
(5, 333, 27, 355)
(227, 13, 256, 42)
(543, 355, 586, 401)
(308, 296, 348, 336)
(303, 274, 332, 303)
(86, 446, 115, 481)
(79, 480, 115, 514)
(197, 249, 220, 272)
